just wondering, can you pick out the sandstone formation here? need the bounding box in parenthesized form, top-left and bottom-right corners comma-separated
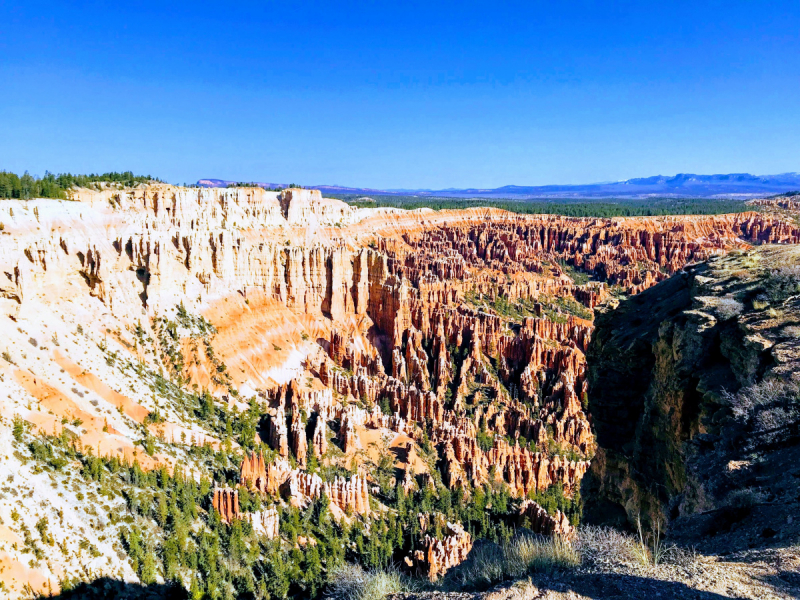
(240, 449, 269, 493)
(518, 499, 574, 539)
(410, 520, 473, 581)
(289, 415, 308, 469)
(312, 417, 328, 457)
(246, 507, 280, 539)
(213, 486, 240, 524)
(283, 471, 371, 515)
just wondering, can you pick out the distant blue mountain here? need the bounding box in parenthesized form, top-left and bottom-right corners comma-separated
(197, 172, 800, 199)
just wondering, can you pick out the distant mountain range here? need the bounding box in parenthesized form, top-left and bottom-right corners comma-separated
(197, 173, 800, 199)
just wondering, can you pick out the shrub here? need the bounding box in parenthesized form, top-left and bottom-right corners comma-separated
(575, 524, 639, 567)
(763, 266, 800, 304)
(726, 379, 797, 419)
(714, 297, 743, 320)
(725, 487, 765, 509)
(575, 524, 696, 569)
(325, 563, 405, 600)
(724, 379, 800, 448)
(28, 438, 68, 470)
(12, 415, 25, 442)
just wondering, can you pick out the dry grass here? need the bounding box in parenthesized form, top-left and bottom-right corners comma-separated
(634, 515, 673, 566)
(325, 563, 406, 600)
(446, 533, 579, 589)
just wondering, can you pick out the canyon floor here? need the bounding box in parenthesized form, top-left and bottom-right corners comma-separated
(0, 187, 797, 599)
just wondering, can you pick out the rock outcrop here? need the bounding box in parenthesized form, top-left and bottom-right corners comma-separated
(283, 471, 371, 515)
(245, 507, 280, 539)
(290, 415, 308, 469)
(240, 450, 269, 493)
(213, 486, 240, 523)
(312, 417, 328, 457)
(518, 499, 574, 539)
(584, 245, 800, 552)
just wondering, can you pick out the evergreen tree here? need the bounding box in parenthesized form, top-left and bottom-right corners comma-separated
(139, 544, 158, 584)
(12, 415, 24, 442)
(303, 544, 323, 596)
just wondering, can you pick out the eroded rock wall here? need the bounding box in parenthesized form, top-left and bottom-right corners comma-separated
(584, 246, 800, 552)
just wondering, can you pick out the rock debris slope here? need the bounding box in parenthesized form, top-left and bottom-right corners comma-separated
(0, 184, 796, 597)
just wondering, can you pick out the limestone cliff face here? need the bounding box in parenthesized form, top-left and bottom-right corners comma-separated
(584, 245, 800, 550)
(0, 186, 376, 323)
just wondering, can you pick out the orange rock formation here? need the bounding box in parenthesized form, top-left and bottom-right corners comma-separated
(518, 499, 574, 539)
(212, 487, 240, 524)
(410, 520, 473, 581)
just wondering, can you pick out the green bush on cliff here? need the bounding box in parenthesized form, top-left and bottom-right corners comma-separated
(763, 266, 800, 303)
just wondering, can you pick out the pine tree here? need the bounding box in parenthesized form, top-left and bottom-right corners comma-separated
(12, 415, 24, 442)
(263, 551, 290, 600)
(306, 446, 320, 473)
(139, 544, 158, 584)
(190, 576, 203, 600)
(157, 493, 169, 527)
(303, 544, 323, 596)
(395, 483, 407, 519)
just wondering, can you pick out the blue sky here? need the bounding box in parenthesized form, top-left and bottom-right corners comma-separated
(1, 1, 798, 188)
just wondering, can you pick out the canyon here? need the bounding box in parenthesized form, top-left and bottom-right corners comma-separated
(0, 185, 798, 598)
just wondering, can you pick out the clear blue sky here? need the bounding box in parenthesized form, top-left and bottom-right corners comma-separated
(1, 1, 798, 188)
